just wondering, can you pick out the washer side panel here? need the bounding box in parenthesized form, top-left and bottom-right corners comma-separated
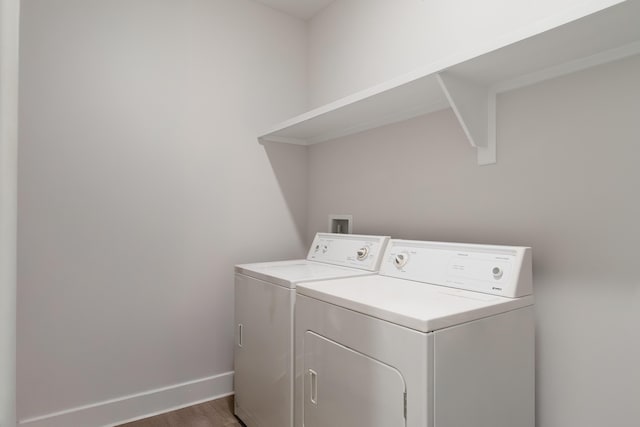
(235, 273, 295, 427)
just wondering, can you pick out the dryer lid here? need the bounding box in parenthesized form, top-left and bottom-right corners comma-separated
(296, 274, 533, 332)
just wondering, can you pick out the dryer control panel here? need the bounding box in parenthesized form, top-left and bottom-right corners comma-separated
(380, 240, 532, 297)
(307, 233, 390, 272)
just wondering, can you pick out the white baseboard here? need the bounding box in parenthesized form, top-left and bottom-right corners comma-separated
(19, 371, 234, 427)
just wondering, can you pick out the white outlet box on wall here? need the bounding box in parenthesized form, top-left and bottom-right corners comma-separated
(328, 214, 353, 234)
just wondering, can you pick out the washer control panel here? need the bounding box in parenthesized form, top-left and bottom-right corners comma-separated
(307, 233, 390, 271)
(381, 240, 532, 297)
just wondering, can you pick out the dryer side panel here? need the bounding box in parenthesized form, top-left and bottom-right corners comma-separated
(433, 306, 535, 427)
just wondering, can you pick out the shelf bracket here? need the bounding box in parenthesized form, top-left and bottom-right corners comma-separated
(436, 72, 496, 165)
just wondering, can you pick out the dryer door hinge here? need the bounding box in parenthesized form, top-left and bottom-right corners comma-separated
(403, 391, 407, 419)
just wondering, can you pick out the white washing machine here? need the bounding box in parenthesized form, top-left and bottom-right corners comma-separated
(234, 233, 390, 427)
(295, 239, 534, 427)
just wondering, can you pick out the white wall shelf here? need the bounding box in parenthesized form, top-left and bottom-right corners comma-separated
(258, 0, 640, 165)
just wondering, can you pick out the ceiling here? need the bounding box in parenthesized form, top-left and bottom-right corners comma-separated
(253, 0, 336, 20)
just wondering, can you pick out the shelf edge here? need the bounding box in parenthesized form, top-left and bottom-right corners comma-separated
(493, 39, 640, 93)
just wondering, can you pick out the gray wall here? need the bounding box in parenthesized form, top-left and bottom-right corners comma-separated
(18, 0, 308, 422)
(308, 55, 640, 426)
(1, 0, 19, 425)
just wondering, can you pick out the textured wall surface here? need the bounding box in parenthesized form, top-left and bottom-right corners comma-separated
(18, 0, 308, 422)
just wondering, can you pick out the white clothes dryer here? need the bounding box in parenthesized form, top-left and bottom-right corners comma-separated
(295, 239, 534, 427)
(234, 233, 389, 427)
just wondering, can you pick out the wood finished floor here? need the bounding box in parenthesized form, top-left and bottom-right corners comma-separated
(117, 395, 244, 427)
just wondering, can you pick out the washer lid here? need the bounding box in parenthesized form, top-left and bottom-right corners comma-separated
(235, 260, 375, 289)
(296, 275, 534, 332)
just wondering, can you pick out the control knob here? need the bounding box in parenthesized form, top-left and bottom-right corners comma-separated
(356, 247, 369, 261)
(492, 266, 503, 280)
(393, 252, 409, 269)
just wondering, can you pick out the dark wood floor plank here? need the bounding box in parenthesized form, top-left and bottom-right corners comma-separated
(117, 395, 243, 427)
